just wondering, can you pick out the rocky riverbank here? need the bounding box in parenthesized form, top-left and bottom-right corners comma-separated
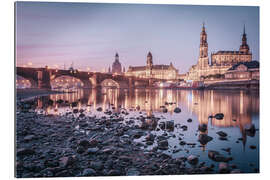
(16, 99, 256, 178)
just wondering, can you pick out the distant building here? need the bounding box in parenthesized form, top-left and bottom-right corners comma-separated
(186, 23, 253, 81)
(225, 61, 259, 80)
(126, 52, 179, 80)
(112, 53, 122, 74)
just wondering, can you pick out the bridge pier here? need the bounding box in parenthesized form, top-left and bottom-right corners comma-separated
(38, 69, 51, 89)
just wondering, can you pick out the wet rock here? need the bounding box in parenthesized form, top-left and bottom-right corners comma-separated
(245, 124, 256, 137)
(187, 155, 199, 165)
(59, 156, 75, 168)
(159, 122, 165, 130)
(82, 168, 96, 176)
(86, 147, 99, 154)
(166, 121, 174, 131)
(23, 135, 36, 142)
(107, 169, 122, 176)
(187, 118, 192, 123)
(96, 107, 103, 112)
(216, 131, 227, 137)
(219, 162, 229, 173)
(162, 108, 168, 113)
(181, 125, 188, 131)
(219, 137, 228, 141)
(17, 148, 35, 156)
(179, 141, 186, 146)
(174, 107, 181, 113)
(198, 124, 207, 132)
(71, 102, 78, 107)
(126, 168, 140, 176)
(89, 161, 103, 171)
(79, 113, 85, 118)
(208, 150, 232, 162)
(78, 139, 90, 147)
(73, 109, 79, 113)
(145, 133, 155, 142)
(157, 140, 169, 150)
(56, 99, 64, 104)
(214, 113, 224, 120)
(198, 134, 213, 145)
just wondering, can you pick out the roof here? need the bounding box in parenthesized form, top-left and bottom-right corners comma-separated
(127, 64, 176, 72)
(212, 50, 250, 55)
(228, 61, 259, 71)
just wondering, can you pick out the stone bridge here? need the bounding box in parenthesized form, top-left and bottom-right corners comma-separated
(16, 67, 156, 89)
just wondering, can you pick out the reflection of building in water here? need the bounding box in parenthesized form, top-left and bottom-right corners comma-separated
(178, 90, 259, 149)
(51, 76, 84, 90)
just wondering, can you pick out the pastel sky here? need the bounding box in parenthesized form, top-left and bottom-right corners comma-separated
(15, 2, 259, 73)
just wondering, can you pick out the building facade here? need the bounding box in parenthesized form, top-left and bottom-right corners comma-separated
(111, 53, 122, 74)
(126, 52, 179, 80)
(186, 24, 252, 81)
(225, 61, 259, 80)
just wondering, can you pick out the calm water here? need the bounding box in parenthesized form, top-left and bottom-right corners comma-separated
(33, 88, 259, 173)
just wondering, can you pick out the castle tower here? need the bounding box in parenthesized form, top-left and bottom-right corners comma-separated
(147, 52, 153, 67)
(112, 52, 122, 74)
(198, 23, 209, 69)
(239, 24, 250, 54)
(146, 52, 153, 78)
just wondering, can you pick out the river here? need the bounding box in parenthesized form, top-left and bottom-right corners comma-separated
(30, 88, 259, 173)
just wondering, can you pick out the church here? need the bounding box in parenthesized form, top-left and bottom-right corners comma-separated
(125, 52, 179, 80)
(186, 24, 252, 81)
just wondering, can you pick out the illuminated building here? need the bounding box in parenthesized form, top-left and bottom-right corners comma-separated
(126, 52, 179, 80)
(186, 24, 253, 81)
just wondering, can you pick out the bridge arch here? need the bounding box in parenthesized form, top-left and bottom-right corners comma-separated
(50, 75, 92, 89)
(16, 75, 38, 88)
(100, 79, 120, 88)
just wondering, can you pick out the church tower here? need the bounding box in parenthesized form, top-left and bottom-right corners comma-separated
(239, 24, 250, 54)
(112, 52, 122, 74)
(146, 52, 153, 78)
(198, 23, 209, 69)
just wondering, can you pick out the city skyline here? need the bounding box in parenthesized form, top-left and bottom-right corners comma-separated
(16, 2, 259, 73)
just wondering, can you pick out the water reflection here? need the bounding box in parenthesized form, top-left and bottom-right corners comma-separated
(37, 88, 259, 140)
(33, 88, 259, 172)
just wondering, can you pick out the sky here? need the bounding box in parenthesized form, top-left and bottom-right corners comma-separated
(15, 2, 259, 73)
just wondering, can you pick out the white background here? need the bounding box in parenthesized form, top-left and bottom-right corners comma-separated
(0, 0, 269, 179)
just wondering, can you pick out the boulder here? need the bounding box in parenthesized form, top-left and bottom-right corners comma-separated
(174, 107, 181, 113)
(198, 134, 213, 145)
(17, 148, 35, 156)
(187, 155, 199, 165)
(86, 147, 99, 154)
(157, 140, 169, 150)
(73, 109, 79, 113)
(245, 124, 256, 137)
(214, 113, 224, 120)
(145, 133, 155, 142)
(216, 131, 227, 137)
(59, 156, 75, 168)
(208, 150, 232, 162)
(78, 139, 90, 147)
(159, 122, 165, 130)
(23, 135, 36, 142)
(219, 162, 230, 173)
(96, 107, 103, 112)
(82, 168, 96, 176)
(198, 124, 207, 132)
(162, 108, 168, 113)
(166, 121, 174, 131)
